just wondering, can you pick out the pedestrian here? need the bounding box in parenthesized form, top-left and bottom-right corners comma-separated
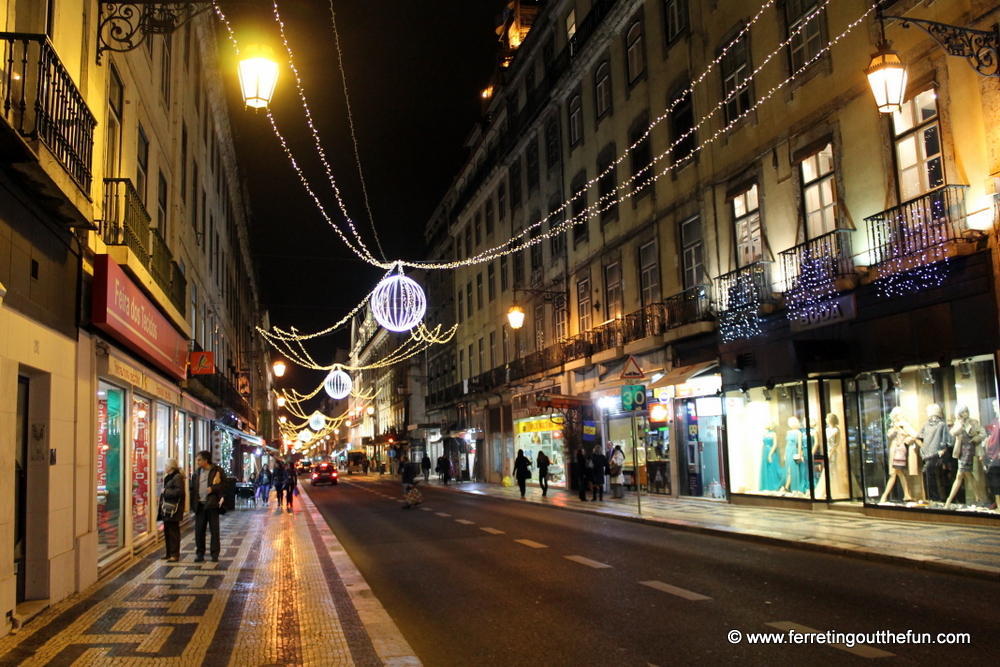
(610, 445, 626, 499)
(159, 458, 185, 562)
(513, 449, 532, 498)
(536, 450, 550, 497)
(362, 458, 370, 475)
(401, 456, 419, 508)
(284, 461, 298, 510)
(590, 446, 608, 502)
(189, 450, 228, 563)
(256, 465, 271, 506)
(272, 460, 286, 508)
(421, 454, 432, 482)
(576, 447, 589, 501)
(438, 455, 450, 485)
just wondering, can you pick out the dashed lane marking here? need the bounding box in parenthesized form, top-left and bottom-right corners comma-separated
(564, 555, 611, 568)
(480, 528, 505, 535)
(435, 513, 451, 517)
(420, 508, 433, 512)
(455, 519, 475, 525)
(765, 622, 895, 658)
(639, 580, 712, 601)
(514, 539, 548, 549)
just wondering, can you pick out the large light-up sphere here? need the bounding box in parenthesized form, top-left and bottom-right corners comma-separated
(324, 369, 353, 399)
(298, 429, 314, 443)
(309, 412, 326, 432)
(371, 274, 426, 332)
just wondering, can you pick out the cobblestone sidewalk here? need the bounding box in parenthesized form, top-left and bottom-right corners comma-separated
(393, 477, 1000, 580)
(0, 489, 419, 667)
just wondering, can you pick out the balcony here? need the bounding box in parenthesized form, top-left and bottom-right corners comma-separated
(99, 178, 186, 316)
(1, 33, 96, 191)
(665, 285, 712, 326)
(187, 366, 257, 428)
(623, 304, 667, 345)
(716, 261, 776, 313)
(864, 185, 969, 269)
(779, 229, 854, 294)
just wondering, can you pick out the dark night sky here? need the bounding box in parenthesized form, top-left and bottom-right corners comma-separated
(223, 0, 501, 397)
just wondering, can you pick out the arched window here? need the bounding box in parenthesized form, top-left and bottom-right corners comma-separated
(595, 62, 612, 118)
(569, 94, 583, 146)
(626, 22, 645, 83)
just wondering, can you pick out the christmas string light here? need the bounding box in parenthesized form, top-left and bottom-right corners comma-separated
(719, 265, 765, 342)
(875, 204, 951, 298)
(785, 248, 839, 322)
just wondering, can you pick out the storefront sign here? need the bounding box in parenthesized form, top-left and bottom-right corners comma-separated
(106, 355, 182, 406)
(516, 417, 561, 434)
(582, 421, 597, 441)
(92, 255, 188, 380)
(788, 294, 857, 333)
(649, 403, 670, 422)
(190, 351, 215, 375)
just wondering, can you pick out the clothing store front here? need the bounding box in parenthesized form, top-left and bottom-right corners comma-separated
(513, 415, 566, 487)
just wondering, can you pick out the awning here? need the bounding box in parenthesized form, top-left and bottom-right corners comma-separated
(215, 423, 264, 447)
(647, 361, 718, 389)
(536, 393, 592, 409)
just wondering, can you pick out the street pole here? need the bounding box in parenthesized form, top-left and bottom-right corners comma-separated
(632, 411, 642, 515)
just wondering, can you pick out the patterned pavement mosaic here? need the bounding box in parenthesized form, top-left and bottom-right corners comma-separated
(0, 489, 419, 667)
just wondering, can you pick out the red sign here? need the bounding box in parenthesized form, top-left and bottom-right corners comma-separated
(92, 255, 188, 380)
(190, 351, 215, 375)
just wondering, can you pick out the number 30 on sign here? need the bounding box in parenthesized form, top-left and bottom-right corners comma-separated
(620, 385, 647, 411)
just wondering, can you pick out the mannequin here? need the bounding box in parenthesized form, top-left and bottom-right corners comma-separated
(825, 413, 847, 497)
(879, 407, 916, 504)
(782, 417, 806, 495)
(944, 403, 987, 509)
(810, 418, 826, 498)
(759, 423, 780, 492)
(917, 404, 950, 502)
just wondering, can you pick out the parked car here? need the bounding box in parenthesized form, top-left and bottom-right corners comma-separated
(311, 463, 338, 486)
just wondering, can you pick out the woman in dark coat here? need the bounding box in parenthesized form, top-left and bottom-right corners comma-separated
(513, 449, 532, 498)
(284, 462, 298, 510)
(576, 448, 589, 501)
(272, 461, 286, 508)
(536, 450, 550, 497)
(160, 458, 186, 562)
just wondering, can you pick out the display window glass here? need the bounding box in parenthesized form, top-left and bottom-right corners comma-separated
(847, 356, 999, 513)
(677, 396, 726, 498)
(97, 382, 126, 558)
(155, 403, 170, 512)
(514, 416, 566, 485)
(132, 396, 152, 537)
(606, 411, 672, 493)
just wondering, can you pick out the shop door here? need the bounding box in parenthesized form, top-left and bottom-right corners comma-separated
(678, 398, 726, 498)
(14, 377, 29, 604)
(845, 376, 896, 502)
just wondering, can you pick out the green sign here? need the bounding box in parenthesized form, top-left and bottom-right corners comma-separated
(620, 385, 647, 411)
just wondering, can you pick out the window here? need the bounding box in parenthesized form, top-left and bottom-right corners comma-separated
(569, 94, 583, 147)
(786, 0, 826, 74)
(595, 62, 612, 118)
(525, 67, 535, 99)
(626, 22, 645, 84)
(530, 226, 543, 272)
(598, 147, 618, 223)
(526, 140, 539, 192)
(664, 0, 687, 43)
(474, 213, 482, 246)
(545, 118, 560, 170)
(105, 67, 124, 180)
(571, 172, 589, 244)
(639, 241, 661, 305)
(498, 183, 507, 221)
(476, 273, 484, 310)
(566, 9, 577, 40)
(136, 125, 150, 204)
(722, 34, 753, 124)
(180, 123, 188, 203)
(510, 157, 522, 210)
(577, 277, 592, 332)
(605, 262, 623, 320)
(503, 325, 510, 363)
(800, 144, 838, 238)
(513, 247, 525, 287)
(489, 331, 497, 369)
(630, 122, 653, 193)
(160, 34, 172, 105)
(157, 171, 168, 235)
(671, 90, 696, 163)
(478, 338, 485, 375)
(466, 282, 473, 318)
(549, 200, 566, 257)
(458, 290, 464, 323)
(459, 349, 465, 380)
(485, 198, 494, 235)
(465, 225, 472, 258)
(733, 184, 763, 267)
(892, 89, 944, 201)
(488, 263, 496, 301)
(468, 343, 474, 375)
(501, 255, 509, 292)
(681, 217, 706, 289)
(534, 304, 545, 350)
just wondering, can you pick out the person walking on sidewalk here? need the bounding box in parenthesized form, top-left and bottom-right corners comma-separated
(513, 449, 532, 498)
(190, 451, 228, 563)
(272, 460, 286, 508)
(401, 456, 419, 508)
(536, 450, 550, 497)
(421, 454, 431, 482)
(590, 446, 608, 502)
(437, 455, 450, 485)
(283, 462, 298, 510)
(256, 466, 271, 507)
(609, 445, 626, 499)
(159, 458, 185, 562)
(577, 447, 590, 501)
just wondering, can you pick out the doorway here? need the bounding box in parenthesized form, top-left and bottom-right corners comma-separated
(14, 377, 28, 604)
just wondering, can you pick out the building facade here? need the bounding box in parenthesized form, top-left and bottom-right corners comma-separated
(424, 0, 1000, 521)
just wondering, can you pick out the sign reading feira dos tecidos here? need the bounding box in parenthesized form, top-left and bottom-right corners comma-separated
(620, 385, 647, 411)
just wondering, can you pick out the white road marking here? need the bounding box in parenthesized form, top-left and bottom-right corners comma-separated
(564, 555, 611, 568)
(435, 512, 451, 517)
(420, 508, 433, 512)
(639, 580, 712, 601)
(455, 519, 475, 525)
(480, 527, 505, 534)
(765, 622, 895, 658)
(514, 539, 548, 549)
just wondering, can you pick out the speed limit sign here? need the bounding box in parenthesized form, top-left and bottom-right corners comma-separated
(620, 385, 647, 411)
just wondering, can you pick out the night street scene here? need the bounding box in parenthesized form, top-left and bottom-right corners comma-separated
(3, 0, 1000, 665)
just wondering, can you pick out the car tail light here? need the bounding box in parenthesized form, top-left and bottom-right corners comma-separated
(312, 473, 318, 478)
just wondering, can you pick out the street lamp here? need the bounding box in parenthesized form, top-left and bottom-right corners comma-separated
(239, 44, 280, 109)
(865, 41, 907, 113)
(367, 406, 375, 416)
(272, 360, 286, 377)
(276, 395, 286, 407)
(278, 415, 287, 424)
(506, 303, 526, 329)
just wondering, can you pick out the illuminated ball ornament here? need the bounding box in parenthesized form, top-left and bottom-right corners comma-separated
(309, 412, 326, 432)
(371, 272, 426, 332)
(298, 429, 314, 443)
(324, 368, 353, 400)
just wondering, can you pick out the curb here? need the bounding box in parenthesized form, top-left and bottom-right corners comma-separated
(432, 483, 1000, 583)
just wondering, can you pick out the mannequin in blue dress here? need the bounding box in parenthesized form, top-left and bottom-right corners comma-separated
(782, 416, 806, 494)
(759, 424, 779, 491)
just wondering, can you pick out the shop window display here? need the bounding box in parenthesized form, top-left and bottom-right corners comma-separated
(132, 396, 152, 537)
(514, 416, 566, 485)
(677, 396, 725, 498)
(97, 383, 125, 558)
(155, 403, 170, 511)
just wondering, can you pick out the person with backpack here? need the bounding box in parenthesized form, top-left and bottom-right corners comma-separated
(283, 462, 298, 510)
(536, 450, 550, 497)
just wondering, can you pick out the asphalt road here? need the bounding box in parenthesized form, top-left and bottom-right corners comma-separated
(307, 476, 1000, 667)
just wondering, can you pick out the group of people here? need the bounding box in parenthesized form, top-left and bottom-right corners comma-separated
(512, 444, 627, 500)
(156, 453, 301, 564)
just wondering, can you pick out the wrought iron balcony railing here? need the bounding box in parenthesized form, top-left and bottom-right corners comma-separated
(623, 303, 667, 344)
(864, 185, 968, 267)
(779, 229, 854, 293)
(1, 33, 96, 190)
(716, 261, 776, 313)
(665, 285, 712, 326)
